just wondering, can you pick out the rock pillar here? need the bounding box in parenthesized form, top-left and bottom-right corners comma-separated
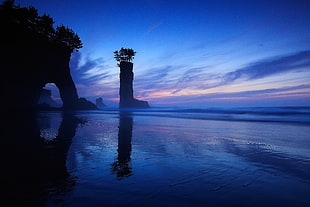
(119, 62, 134, 107)
(119, 62, 149, 108)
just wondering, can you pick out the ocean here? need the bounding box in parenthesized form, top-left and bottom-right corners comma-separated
(101, 106, 310, 124)
(1, 107, 310, 206)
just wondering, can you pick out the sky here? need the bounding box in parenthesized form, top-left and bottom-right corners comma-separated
(17, 0, 310, 107)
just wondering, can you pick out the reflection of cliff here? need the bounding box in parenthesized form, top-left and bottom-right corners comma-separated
(0, 112, 80, 206)
(112, 112, 133, 179)
(119, 62, 149, 108)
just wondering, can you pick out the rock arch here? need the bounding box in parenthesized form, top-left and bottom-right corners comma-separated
(0, 41, 79, 110)
(38, 86, 59, 108)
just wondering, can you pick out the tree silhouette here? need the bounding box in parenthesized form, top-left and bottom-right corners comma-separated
(54, 25, 82, 51)
(114, 48, 136, 64)
(0, 0, 82, 52)
(36, 14, 55, 38)
(0, 0, 14, 9)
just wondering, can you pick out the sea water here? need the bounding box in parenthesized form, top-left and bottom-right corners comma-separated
(2, 107, 310, 206)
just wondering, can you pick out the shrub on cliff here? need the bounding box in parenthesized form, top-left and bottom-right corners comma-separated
(0, 0, 82, 52)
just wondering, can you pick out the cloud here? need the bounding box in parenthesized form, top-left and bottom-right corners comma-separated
(147, 21, 163, 33)
(69, 51, 81, 70)
(211, 84, 310, 99)
(67, 49, 310, 106)
(222, 50, 310, 84)
(70, 52, 111, 85)
(135, 65, 176, 90)
(174, 50, 310, 92)
(173, 66, 218, 93)
(132, 50, 310, 100)
(148, 84, 310, 106)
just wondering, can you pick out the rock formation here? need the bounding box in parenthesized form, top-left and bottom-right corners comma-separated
(76, 98, 98, 110)
(38, 89, 59, 108)
(0, 1, 96, 111)
(119, 62, 150, 108)
(96, 97, 107, 108)
(0, 40, 84, 110)
(114, 48, 149, 108)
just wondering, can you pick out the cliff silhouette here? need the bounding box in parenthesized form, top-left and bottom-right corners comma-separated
(0, 0, 97, 111)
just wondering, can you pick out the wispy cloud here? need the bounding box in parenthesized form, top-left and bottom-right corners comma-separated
(67, 50, 310, 106)
(70, 52, 113, 85)
(132, 50, 310, 101)
(147, 21, 163, 33)
(135, 65, 177, 90)
(222, 50, 310, 84)
(148, 84, 310, 106)
(211, 84, 310, 99)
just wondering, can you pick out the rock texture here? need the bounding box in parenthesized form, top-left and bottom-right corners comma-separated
(119, 62, 149, 108)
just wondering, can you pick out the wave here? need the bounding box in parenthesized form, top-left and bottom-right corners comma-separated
(92, 106, 310, 124)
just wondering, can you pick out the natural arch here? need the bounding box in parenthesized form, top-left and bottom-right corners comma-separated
(38, 84, 61, 108)
(0, 40, 79, 110)
(0, 1, 95, 111)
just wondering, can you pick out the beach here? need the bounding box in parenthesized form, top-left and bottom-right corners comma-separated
(2, 108, 310, 206)
(2, 1, 309, 206)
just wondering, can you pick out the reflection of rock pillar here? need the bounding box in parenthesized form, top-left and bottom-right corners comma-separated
(111, 113, 133, 178)
(118, 116, 133, 163)
(119, 61, 134, 108)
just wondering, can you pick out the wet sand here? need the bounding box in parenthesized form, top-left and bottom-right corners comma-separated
(1, 110, 310, 206)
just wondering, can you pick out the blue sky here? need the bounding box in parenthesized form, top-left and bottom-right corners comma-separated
(19, 0, 310, 107)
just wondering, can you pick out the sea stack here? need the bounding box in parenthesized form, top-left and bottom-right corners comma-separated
(119, 62, 149, 108)
(114, 48, 149, 108)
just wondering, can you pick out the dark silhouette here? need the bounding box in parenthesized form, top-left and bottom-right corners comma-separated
(0, 1, 96, 111)
(114, 48, 150, 108)
(38, 89, 59, 108)
(112, 112, 133, 179)
(96, 97, 107, 108)
(0, 112, 80, 206)
(75, 97, 98, 110)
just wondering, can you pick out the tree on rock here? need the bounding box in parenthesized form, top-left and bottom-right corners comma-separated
(54, 25, 82, 52)
(113, 48, 136, 64)
(0, 0, 82, 52)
